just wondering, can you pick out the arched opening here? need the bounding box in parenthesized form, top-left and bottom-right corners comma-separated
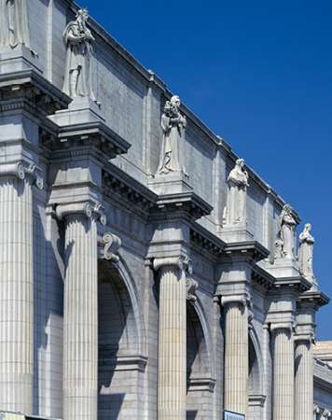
(98, 260, 144, 419)
(248, 331, 265, 419)
(186, 302, 214, 419)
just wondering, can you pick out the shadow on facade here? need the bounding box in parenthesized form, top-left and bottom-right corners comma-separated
(98, 261, 139, 419)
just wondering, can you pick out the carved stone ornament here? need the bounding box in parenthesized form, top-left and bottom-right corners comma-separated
(62, 8, 97, 101)
(298, 223, 315, 280)
(274, 204, 298, 260)
(55, 201, 106, 224)
(0, 0, 31, 50)
(0, 161, 44, 189)
(156, 95, 187, 175)
(183, 256, 198, 302)
(98, 233, 122, 264)
(223, 158, 249, 225)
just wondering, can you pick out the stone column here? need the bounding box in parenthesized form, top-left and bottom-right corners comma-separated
(57, 202, 101, 420)
(0, 162, 41, 414)
(294, 334, 313, 420)
(271, 322, 294, 420)
(154, 256, 188, 420)
(221, 295, 249, 417)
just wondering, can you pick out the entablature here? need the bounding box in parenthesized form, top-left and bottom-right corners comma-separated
(0, 69, 70, 116)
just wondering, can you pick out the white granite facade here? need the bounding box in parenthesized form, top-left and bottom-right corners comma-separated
(0, 1, 331, 419)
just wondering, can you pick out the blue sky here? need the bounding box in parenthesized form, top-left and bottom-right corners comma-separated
(83, 0, 332, 339)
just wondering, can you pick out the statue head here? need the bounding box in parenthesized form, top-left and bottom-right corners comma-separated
(170, 95, 181, 109)
(236, 158, 245, 169)
(304, 223, 312, 232)
(76, 8, 89, 26)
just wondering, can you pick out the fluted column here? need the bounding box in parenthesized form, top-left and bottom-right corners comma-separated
(0, 162, 41, 414)
(154, 256, 189, 420)
(58, 202, 101, 420)
(271, 322, 294, 420)
(295, 334, 313, 420)
(222, 295, 249, 417)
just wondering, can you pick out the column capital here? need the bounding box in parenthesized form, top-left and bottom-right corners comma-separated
(221, 293, 251, 308)
(323, 409, 332, 418)
(0, 161, 44, 189)
(98, 232, 121, 264)
(294, 332, 313, 344)
(270, 321, 293, 334)
(153, 254, 191, 273)
(55, 201, 106, 225)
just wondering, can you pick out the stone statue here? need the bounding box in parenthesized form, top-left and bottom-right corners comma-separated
(157, 95, 187, 175)
(275, 204, 297, 259)
(0, 0, 30, 49)
(298, 223, 315, 280)
(62, 8, 96, 101)
(224, 158, 249, 225)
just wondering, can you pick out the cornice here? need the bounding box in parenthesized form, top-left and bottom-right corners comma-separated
(223, 240, 269, 262)
(102, 165, 157, 217)
(42, 120, 130, 162)
(297, 289, 330, 309)
(0, 69, 70, 115)
(273, 276, 312, 293)
(190, 223, 225, 257)
(251, 263, 274, 290)
(150, 191, 213, 221)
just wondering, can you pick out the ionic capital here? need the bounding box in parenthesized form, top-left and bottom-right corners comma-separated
(270, 322, 293, 335)
(294, 333, 313, 345)
(0, 161, 44, 189)
(55, 201, 107, 225)
(153, 255, 191, 273)
(221, 294, 251, 309)
(98, 232, 121, 264)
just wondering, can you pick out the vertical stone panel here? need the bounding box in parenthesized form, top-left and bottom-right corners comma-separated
(63, 214, 98, 420)
(295, 337, 313, 420)
(0, 177, 34, 414)
(157, 261, 187, 420)
(222, 297, 249, 417)
(272, 324, 294, 420)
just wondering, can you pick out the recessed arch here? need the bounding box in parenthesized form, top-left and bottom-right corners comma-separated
(186, 298, 215, 419)
(98, 257, 145, 419)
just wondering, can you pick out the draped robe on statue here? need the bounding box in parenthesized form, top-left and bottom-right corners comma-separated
(0, 0, 30, 49)
(157, 114, 183, 174)
(62, 22, 96, 100)
(298, 229, 314, 279)
(279, 212, 297, 258)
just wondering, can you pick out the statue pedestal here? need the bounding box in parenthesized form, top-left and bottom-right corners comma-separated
(49, 97, 105, 126)
(0, 45, 42, 74)
(264, 257, 300, 278)
(221, 223, 254, 243)
(148, 172, 192, 196)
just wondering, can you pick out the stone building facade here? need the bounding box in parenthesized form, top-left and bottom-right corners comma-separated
(0, 1, 331, 419)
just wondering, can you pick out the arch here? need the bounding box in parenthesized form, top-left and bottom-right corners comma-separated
(248, 327, 264, 395)
(186, 298, 215, 419)
(98, 257, 145, 419)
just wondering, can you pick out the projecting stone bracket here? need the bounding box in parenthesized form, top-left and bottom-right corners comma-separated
(98, 232, 122, 264)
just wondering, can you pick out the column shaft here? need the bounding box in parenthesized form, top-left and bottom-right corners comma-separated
(0, 178, 33, 414)
(158, 265, 186, 420)
(295, 339, 313, 420)
(273, 326, 294, 420)
(63, 215, 98, 420)
(223, 301, 248, 416)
